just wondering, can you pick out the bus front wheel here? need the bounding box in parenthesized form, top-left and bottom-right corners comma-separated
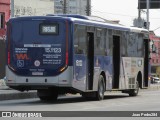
(129, 81, 139, 96)
(96, 75, 105, 100)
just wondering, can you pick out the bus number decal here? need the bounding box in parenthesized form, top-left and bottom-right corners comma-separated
(45, 48, 61, 53)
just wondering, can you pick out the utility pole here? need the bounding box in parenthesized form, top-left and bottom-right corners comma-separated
(86, 0, 91, 16)
(63, 0, 67, 14)
(138, 0, 142, 28)
(138, 0, 141, 19)
(146, 0, 150, 30)
(11, 0, 14, 17)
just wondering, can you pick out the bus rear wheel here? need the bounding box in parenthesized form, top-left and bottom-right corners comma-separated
(129, 81, 139, 96)
(96, 75, 105, 100)
(37, 89, 58, 101)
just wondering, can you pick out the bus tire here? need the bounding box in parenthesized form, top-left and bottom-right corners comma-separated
(96, 75, 105, 100)
(38, 96, 58, 101)
(129, 81, 139, 96)
(37, 90, 58, 101)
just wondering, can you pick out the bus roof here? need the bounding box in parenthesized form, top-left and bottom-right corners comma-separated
(129, 26, 149, 34)
(51, 15, 148, 34)
(9, 15, 148, 34)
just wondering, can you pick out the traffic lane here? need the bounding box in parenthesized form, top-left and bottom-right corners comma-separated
(0, 91, 160, 111)
(0, 93, 129, 111)
(0, 91, 160, 120)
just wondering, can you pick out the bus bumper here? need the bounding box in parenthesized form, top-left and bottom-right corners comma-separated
(6, 66, 73, 90)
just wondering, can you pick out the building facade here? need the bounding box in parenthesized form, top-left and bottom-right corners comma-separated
(13, 0, 54, 17)
(149, 31, 160, 77)
(0, 0, 54, 78)
(0, 0, 10, 41)
(54, 0, 91, 15)
(0, 0, 10, 78)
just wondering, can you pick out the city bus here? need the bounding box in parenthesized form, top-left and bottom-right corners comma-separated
(6, 15, 149, 101)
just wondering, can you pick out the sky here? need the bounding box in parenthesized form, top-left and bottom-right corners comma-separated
(91, 0, 160, 36)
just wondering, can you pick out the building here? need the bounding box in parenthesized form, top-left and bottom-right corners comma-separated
(0, 0, 10, 41)
(54, 0, 91, 15)
(0, 0, 54, 40)
(12, 0, 54, 17)
(0, 0, 54, 78)
(149, 31, 160, 77)
(0, 0, 10, 78)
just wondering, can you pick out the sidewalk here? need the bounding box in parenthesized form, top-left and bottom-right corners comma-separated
(0, 86, 37, 101)
(148, 84, 160, 90)
(0, 79, 37, 101)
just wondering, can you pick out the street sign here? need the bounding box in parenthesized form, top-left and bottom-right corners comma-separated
(138, 0, 160, 9)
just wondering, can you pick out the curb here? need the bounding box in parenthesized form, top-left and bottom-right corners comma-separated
(0, 79, 38, 101)
(148, 84, 160, 90)
(0, 90, 37, 101)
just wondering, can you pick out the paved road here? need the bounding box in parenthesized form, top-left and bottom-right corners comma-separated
(0, 90, 160, 120)
(0, 90, 160, 111)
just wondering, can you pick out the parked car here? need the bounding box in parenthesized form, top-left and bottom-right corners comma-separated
(151, 76, 160, 84)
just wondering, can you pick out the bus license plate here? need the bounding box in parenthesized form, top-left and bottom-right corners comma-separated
(32, 72, 43, 76)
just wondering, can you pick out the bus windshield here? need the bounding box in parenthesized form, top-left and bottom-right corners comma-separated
(9, 20, 67, 76)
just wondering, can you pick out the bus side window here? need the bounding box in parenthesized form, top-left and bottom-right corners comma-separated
(95, 28, 106, 55)
(74, 46, 84, 54)
(74, 25, 87, 55)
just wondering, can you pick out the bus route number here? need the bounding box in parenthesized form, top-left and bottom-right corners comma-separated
(45, 48, 61, 53)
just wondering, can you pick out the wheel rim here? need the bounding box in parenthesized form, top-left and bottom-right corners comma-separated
(135, 82, 139, 94)
(98, 79, 104, 99)
(100, 83, 103, 97)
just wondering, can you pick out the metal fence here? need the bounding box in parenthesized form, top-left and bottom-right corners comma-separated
(0, 40, 6, 79)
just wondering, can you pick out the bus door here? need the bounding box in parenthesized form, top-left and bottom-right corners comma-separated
(144, 39, 149, 87)
(113, 35, 120, 89)
(87, 32, 94, 90)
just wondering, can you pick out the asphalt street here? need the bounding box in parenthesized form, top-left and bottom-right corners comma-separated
(1, 89, 160, 120)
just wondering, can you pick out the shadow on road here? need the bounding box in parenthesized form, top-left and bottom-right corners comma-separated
(25, 94, 129, 105)
(0, 93, 130, 106)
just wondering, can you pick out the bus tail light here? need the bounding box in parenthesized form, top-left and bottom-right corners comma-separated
(66, 52, 68, 65)
(8, 52, 10, 65)
(7, 22, 15, 71)
(65, 20, 69, 66)
(7, 23, 11, 65)
(60, 66, 66, 72)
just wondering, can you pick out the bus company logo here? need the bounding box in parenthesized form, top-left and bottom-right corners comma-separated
(2, 112, 11, 117)
(16, 54, 30, 60)
(34, 60, 41, 67)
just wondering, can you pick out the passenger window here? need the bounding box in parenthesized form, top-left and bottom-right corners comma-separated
(95, 28, 105, 55)
(74, 25, 87, 54)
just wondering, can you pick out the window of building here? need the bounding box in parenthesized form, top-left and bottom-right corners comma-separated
(156, 59, 159, 63)
(0, 13, 5, 29)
